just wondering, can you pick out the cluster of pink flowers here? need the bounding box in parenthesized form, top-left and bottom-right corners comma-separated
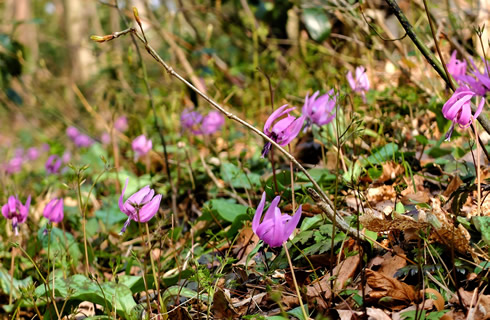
(443, 51, 488, 140)
(180, 109, 225, 135)
(66, 126, 94, 148)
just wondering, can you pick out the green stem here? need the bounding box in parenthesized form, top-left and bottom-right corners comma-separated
(283, 243, 309, 320)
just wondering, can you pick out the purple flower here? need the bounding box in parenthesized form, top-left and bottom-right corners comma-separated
(74, 134, 94, 148)
(26, 147, 40, 161)
(252, 192, 302, 248)
(347, 66, 370, 102)
(302, 89, 337, 128)
(132, 135, 152, 160)
(43, 198, 64, 223)
(262, 104, 305, 157)
(447, 50, 467, 80)
(118, 178, 162, 234)
(442, 86, 485, 141)
(181, 108, 203, 134)
(45, 155, 62, 174)
(114, 116, 128, 132)
(201, 111, 225, 134)
(66, 126, 79, 140)
(2, 195, 30, 235)
(5, 156, 23, 174)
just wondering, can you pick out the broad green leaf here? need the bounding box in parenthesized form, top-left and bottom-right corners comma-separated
(473, 216, 490, 245)
(207, 199, 248, 223)
(35, 274, 136, 318)
(0, 267, 32, 300)
(302, 7, 331, 42)
(37, 227, 81, 263)
(220, 162, 260, 189)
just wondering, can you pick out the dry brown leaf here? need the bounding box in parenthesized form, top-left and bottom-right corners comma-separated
(211, 288, 239, 319)
(366, 185, 397, 203)
(360, 209, 430, 232)
(430, 198, 471, 253)
(367, 307, 391, 320)
(378, 246, 407, 278)
(233, 226, 260, 266)
(450, 288, 490, 319)
(423, 288, 445, 311)
(366, 269, 420, 309)
(377, 161, 404, 183)
(307, 254, 361, 306)
(443, 175, 463, 198)
(400, 191, 430, 205)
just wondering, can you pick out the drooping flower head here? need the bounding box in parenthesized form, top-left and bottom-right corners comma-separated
(346, 66, 370, 102)
(45, 155, 62, 174)
(252, 192, 302, 247)
(442, 86, 485, 141)
(181, 108, 203, 134)
(132, 135, 152, 160)
(43, 198, 64, 223)
(118, 178, 162, 234)
(262, 104, 305, 157)
(302, 89, 337, 128)
(2, 195, 30, 235)
(447, 50, 467, 80)
(201, 111, 225, 135)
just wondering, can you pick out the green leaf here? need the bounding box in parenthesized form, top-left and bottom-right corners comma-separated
(300, 215, 323, 231)
(220, 162, 260, 189)
(37, 227, 81, 263)
(287, 305, 309, 320)
(363, 143, 399, 166)
(0, 267, 32, 300)
(207, 199, 248, 223)
(35, 274, 136, 318)
(302, 7, 331, 42)
(473, 216, 490, 245)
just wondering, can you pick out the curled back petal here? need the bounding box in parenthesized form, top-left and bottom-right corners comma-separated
(264, 105, 294, 135)
(252, 192, 267, 233)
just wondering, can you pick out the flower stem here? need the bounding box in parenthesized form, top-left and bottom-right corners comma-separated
(145, 223, 165, 315)
(288, 144, 296, 211)
(283, 243, 308, 320)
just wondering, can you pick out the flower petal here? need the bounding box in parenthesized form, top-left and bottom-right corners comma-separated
(137, 194, 162, 222)
(252, 192, 267, 233)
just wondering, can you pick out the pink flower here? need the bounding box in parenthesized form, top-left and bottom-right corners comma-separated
(252, 192, 302, 247)
(181, 108, 203, 134)
(118, 178, 162, 234)
(447, 50, 467, 80)
(201, 111, 225, 134)
(442, 86, 485, 140)
(43, 198, 64, 223)
(45, 155, 62, 174)
(262, 104, 305, 157)
(114, 116, 128, 132)
(2, 195, 30, 235)
(66, 126, 79, 140)
(347, 66, 370, 102)
(5, 156, 23, 174)
(73, 134, 94, 148)
(132, 135, 152, 160)
(26, 147, 40, 161)
(302, 89, 337, 127)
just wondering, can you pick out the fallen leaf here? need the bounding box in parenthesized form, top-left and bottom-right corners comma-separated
(307, 254, 360, 307)
(378, 246, 407, 278)
(211, 288, 239, 319)
(365, 269, 420, 309)
(367, 307, 391, 320)
(424, 288, 445, 311)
